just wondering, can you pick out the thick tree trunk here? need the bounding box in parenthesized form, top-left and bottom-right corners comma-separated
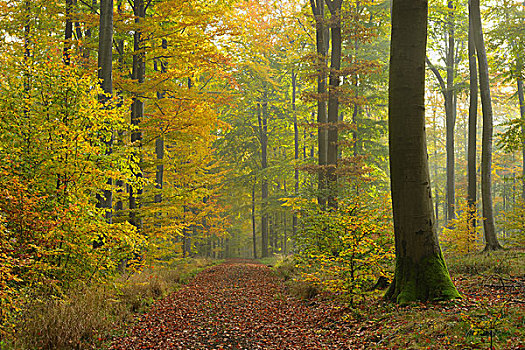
(326, 0, 342, 209)
(470, 0, 502, 251)
(129, 0, 145, 229)
(310, 0, 328, 209)
(292, 70, 299, 240)
(467, 10, 478, 235)
(385, 0, 460, 303)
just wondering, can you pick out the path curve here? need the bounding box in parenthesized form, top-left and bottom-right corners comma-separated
(111, 260, 353, 349)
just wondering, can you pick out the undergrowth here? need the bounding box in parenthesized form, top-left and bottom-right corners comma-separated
(270, 249, 524, 349)
(3, 257, 219, 350)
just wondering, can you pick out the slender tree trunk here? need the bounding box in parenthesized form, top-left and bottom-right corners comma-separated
(385, 0, 460, 303)
(292, 70, 299, 240)
(64, 0, 73, 64)
(310, 0, 328, 209)
(326, 0, 343, 209)
(129, 0, 145, 229)
(426, 2, 456, 223)
(445, 0, 456, 222)
(99, 0, 113, 93)
(252, 181, 257, 259)
(24, 0, 30, 65)
(470, 0, 502, 251)
(258, 96, 269, 258)
(467, 9, 478, 234)
(352, 4, 360, 158)
(114, 0, 125, 214)
(22, 0, 31, 150)
(433, 107, 440, 228)
(518, 78, 525, 200)
(283, 211, 287, 254)
(81, 0, 97, 61)
(97, 0, 114, 222)
(154, 39, 167, 211)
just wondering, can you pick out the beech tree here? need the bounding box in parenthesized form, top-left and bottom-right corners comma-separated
(325, 0, 343, 209)
(426, 0, 463, 223)
(467, 0, 478, 236)
(385, 0, 460, 303)
(310, 0, 329, 208)
(97, 0, 114, 222)
(469, 0, 502, 251)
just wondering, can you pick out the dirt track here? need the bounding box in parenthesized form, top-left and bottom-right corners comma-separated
(110, 260, 353, 350)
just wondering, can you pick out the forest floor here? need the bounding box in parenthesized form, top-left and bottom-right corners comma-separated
(110, 256, 525, 350)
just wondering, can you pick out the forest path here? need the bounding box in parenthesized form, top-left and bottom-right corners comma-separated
(110, 260, 353, 350)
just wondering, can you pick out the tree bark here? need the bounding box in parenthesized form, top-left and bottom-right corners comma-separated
(445, 0, 456, 222)
(64, 0, 73, 64)
(258, 97, 269, 258)
(98, 0, 113, 95)
(518, 78, 525, 200)
(467, 8, 478, 235)
(252, 181, 257, 259)
(433, 107, 440, 228)
(470, 0, 502, 251)
(292, 70, 299, 240)
(153, 38, 166, 222)
(310, 0, 328, 209)
(129, 0, 145, 229)
(326, 0, 342, 209)
(385, 0, 460, 303)
(96, 0, 114, 222)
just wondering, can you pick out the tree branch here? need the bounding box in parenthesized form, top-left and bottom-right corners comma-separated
(426, 56, 446, 94)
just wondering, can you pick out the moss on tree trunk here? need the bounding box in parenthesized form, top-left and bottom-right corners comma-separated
(385, 253, 460, 304)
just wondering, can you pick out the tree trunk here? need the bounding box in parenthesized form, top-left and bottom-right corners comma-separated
(310, 0, 328, 209)
(445, 0, 456, 222)
(283, 211, 287, 254)
(98, 0, 113, 95)
(64, 0, 73, 64)
(114, 0, 125, 214)
(292, 70, 299, 240)
(258, 96, 269, 258)
(252, 181, 257, 259)
(518, 78, 525, 200)
(154, 39, 167, 211)
(426, 1, 456, 223)
(97, 0, 114, 222)
(467, 8, 478, 235)
(326, 0, 343, 209)
(129, 0, 145, 229)
(433, 107, 440, 228)
(385, 0, 460, 303)
(470, 0, 502, 251)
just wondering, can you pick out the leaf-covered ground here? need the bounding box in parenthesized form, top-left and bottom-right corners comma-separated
(111, 258, 525, 350)
(111, 260, 354, 349)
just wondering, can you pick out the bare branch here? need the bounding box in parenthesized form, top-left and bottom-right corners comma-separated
(426, 56, 446, 94)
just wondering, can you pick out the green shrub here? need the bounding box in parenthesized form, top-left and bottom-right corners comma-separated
(291, 191, 394, 304)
